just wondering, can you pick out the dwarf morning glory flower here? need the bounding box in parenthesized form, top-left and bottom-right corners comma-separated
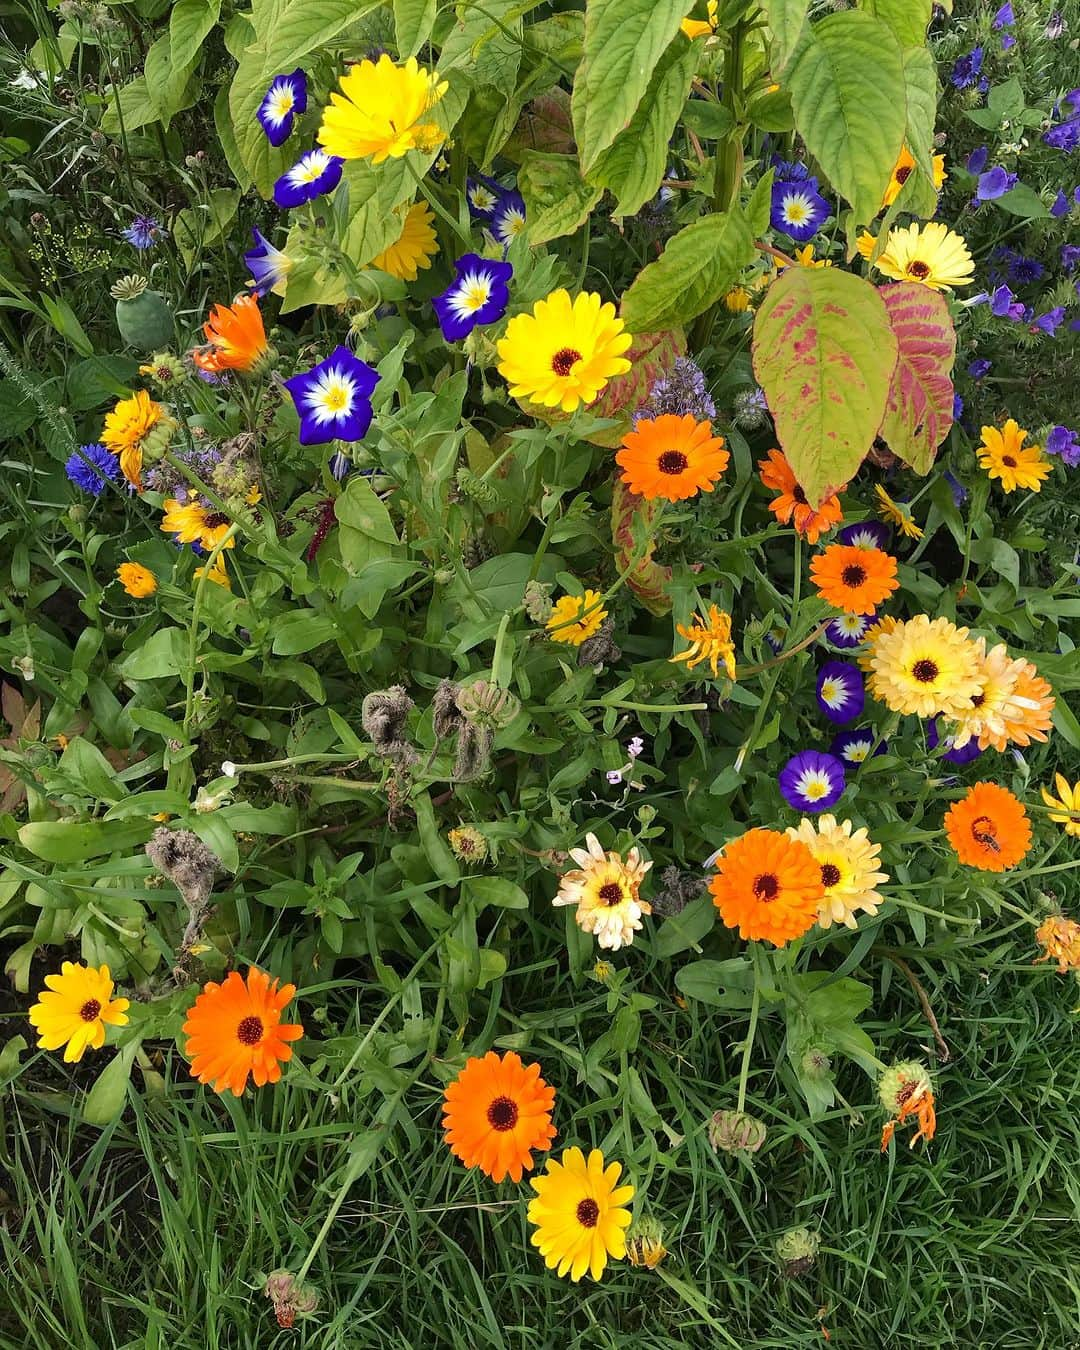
(838, 520, 891, 551)
(432, 253, 512, 342)
(1033, 306, 1066, 335)
(816, 662, 865, 725)
(273, 149, 343, 208)
(945, 469, 968, 505)
(927, 717, 983, 764)
(830, 727, 887, 765)
(244, 228, 292, 297)
(770, 157, 811, 181)
(770, 177, 830, 241)
(951, 47, 984, 89)
(992, 2, 1014, 27)
(977, 167, 1016, 200)
(491, 191, 526, 246)
(826, 611, 875, 649)
(1046, 425, 1080, 466)
(466, 174, 503, 220)
(606, 770, 624, 785)
(778, 750, 846, 812)
(122, 215, 165, 250)
(1052, 190, 1071, 217)
(283, 345, 379, 445)
(1044, 117, 1080, 151)
(329, 449, 352, 480)
(65, 443, 121, 496)
(968, 358, 992, 380)
(966, 146, 989, 175)
(257, 69, 306, 147)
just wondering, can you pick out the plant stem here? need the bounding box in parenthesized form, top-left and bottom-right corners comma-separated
(736, 953, 762, 1114)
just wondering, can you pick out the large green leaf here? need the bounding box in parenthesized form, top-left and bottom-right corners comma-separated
(586, 34, 697, 219)
(261, 0, 383, 70)
(336, 162, 416, 267)
(169, 0, 221, 69)
(144, 33, 200, 127)
(786, 12, 907, 225)
(761, 0, 810, 74)
(902, 45, 937, 182)
(518, 152, 602, 245)
(19, 819, 154, 864)
(857, 0, 931, 49)
(620, 208, 755, 333)
(100, 77, 162, 136)
(877, 282, 956, 475)
(173, 189, 241, 268)
(394, 0, 437, 57)
(440, 0, 522, 94)
(571, 0, 695, 174)
(752, 267, 898, 506)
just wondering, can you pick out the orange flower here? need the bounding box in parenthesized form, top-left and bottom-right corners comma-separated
(708, 828, 824, 946)
(442, 1050, 557, 1182)
(182, 967, 302, 1096)
(943, 782, 1032, 872)
(810, 544, 899, 615)
(879, 1062, 937, 1151)
(979, 661, 1055, 751)
(616, 414, 730, 502)
(192, 295, 268, 374)
(1034, 915, 1080, 973)
(759, 449, 843, 542)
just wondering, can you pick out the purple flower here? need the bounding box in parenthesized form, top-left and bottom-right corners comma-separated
(770, 177, 830, 241)
(466, 174, 503, 220)
(1065, 90, 1080, 115)
(976, 167, 1016, 200)
(606, 770, 624, 785)
(816, 662, 865, 725)
(992, 2, 1014, 27)
(432, 253, 512, 342)
(966, 146, 990, 174)
(1008, 254, 1045, 284)
(770, 157, 811, 181)
(830, 727, 887, 765)
(1044, 117, 1080, 151)
(927, 717, 983, 764)
(1052, 189, 1071, 217)
(121, 215, 165, 250)
(1033, 306, 1066, 335)
(838, 520, 891, 551)
(257, 69, 306, 146)
(637, 357, 716, 422)
(1062, 244, 1080, 272)
(952, 393, 965, 423)
(951, 47, 984, 89)
(968, 358, 992, 380)
(273, 149, 343, 208)
(1000, 33, 1016, 50)
(244, 228, 292, 297)
(627, 736, 644, 759)
(826, 611, 875, 649)
(1046, 425, 1080, 466)
(65, 443, 120, 496)
(283, 346, 379, 445)
(945, 469, 968, 506)
(778, 750, 846, 812)
(991, 284, 1016, 317)
(490, 190, 526, 246)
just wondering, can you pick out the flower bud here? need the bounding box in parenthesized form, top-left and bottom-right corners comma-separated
(626, 1217, 667, 1269)
(708, 1109, 767, 1155)
(774, 1226, 819, 1279)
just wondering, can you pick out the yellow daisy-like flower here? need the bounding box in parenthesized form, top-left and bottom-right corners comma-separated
(527, 1147, 634, 1282)
(553, 832, 653, 951)
(28, 961, 129, 1063)
(545, 588, 607, 646)
(874, 222, 974, 291)
(101, 389, 169, 491)
(194, 556, 231, 590)
(977, 420, 1051, 494)
(786, 815, 889, 930)
(681, 0, 718, 38)
(856, 231, 878, 261)
(945, 638, 1028, 749)
(496, 289, 632, 413)
(116, 561, 157, 597)
(857, 614, 901, 672)
(723, 286, 751, 312)
(160, 499, 235, 552)
(777, 244, 832, 270)
(1041, 774, 1080, 838)
(867, 614, 981, 719)
(874, 484, 923, 540)
(1034, 914, 1080, 972)
(670, 605, 736, 680)
(369, 201, 438, 281)
(881, 146, 947, 208)
(317, 55, 447, 163)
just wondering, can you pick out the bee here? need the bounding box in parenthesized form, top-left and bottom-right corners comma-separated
(971, 815, 1001, 853)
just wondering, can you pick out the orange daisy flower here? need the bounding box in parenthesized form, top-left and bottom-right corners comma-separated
(615, 414, 730, 502)
(192, 295, 268, 374)
(442, 1050, 557, 1182)
(878, 1061, 937, 1151)
(943, 781, 1032, 872)
(1034, 914, 1080, 973)
(979, 661, 1055, 751)
(708, 828, 824, 946)
(758, 449, 843, 542)
(182, 967, 303, 1096)
(810, 544, 899, 615)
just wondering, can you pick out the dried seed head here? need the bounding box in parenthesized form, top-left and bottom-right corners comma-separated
(361, 686, 416, 762)
(145, 827, 221, 911)
(708, 1109, 767, 1156)
(432, 678, 463, 740)
(774, 1226, 820, 1279)
(577, 617, 621, 669)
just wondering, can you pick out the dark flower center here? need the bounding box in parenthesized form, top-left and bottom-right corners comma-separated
(236, 1015, 264, 1046)
(842, 564, 867, 588)
(792, 485, 808, 505)
(598, 881, 624, 906)
(79, 999, 102, 1022)
(894, 165, 913, 185)
(486, 1095, 519, 1131)
(576, 1198, 600, 1228)
(896, 1079, 917, 1108)
(912, 659, 939, 683)
(204, 511, 229, 528)
(753, 873, 779, 901)
(820, 863, 841, 888)
(971, 692, 986, 707)
(1002, 455, 1017, 467)
(551, 347, 582, 377)
(658, 450, 689, 475)
(906, 260, 931, 279)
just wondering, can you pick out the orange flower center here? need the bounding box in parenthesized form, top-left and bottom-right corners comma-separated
(1002, 455, 1017, 467)
(237, 1015, 265, 1046)
(658, 450, 689, 475)
(598, 881, 624, 906)
(912, 659, 939, 683)
(820, 863, 841, 888)
(896, 1079, 917, 1108)
(551, 347, 582, 377)
(486, 1095, 519, 1131)
(752, 872, 779, 901)
(576, 1198, 600, 1228)
(841, 564, 867, 588)
(79, 999, 102, 1022)
(906, 261, 931, 279)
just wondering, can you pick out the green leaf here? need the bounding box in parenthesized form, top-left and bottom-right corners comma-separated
(270, 611, 339, 655)
(465, 876, 529, 910)
(760, 0, 809, 75)
(228, 34, 294, 197)
(857, 0, 931, 48)
(621, 207, 755, 332)
(214, 81, 252, 192)
(172, 189, 241, 269)
(987, 76, 1025, 122)
(900, 46, 938, 218)
(119, 627, 186, 679)
(82, 1041, 139, 1128)
(143, 34, 199, 127)
(18, 818, 153, 864)
(745, 167, 775, 238)
(518, 152, 602, 245)
(588, 36, 697, 218)
(752, 267, 898, 506)
(100, 77, 161, 136)
(170, 0, 221, 69)
(571, 0, 696, 174)
(337, 160, 422, 267)
(261, 0, 384, 70)
(440, 0, 523, 94)
(746, 85, 795, 133)
(336, 475, 400, 543)
(994, 184, 1052, 219)
(877, 282, 956, 475)
(675, 957, 754, 1008)
(653, 895, 715, 958)
(394, 0, 436, 57)
(680, 98, 736, 143)
(786, 12, 907, 225)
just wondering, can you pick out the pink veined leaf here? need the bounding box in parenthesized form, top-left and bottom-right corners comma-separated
(877, 282, 957, 475)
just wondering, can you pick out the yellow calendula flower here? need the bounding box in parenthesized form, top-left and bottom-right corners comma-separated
(881, 145, 947, 208)
(681, 0, 718, 38)
(101, 389, 169, 491)
(496, 289, 632, 413)
(856, 231, 878, 261)
(369, 201, 438, 281)
(874, 484, 923, 539)
(161, 499, 234, 552)
(194, 556, 231, 590)
(545, 588, 607, 646)
(28, 961, 129, 1063)
(867, 614, 981, 719)
(723, 286, 751, 312)
(317, 55, 447, 163)
(116, 561, 157, 597)
(777, 244, 832, 269)
(553, 832, 652, 951)
(671, 605, 736, 680)
(977, 419, 1051, 493)
(527, 1147, 634, 1282)
(873, 221, 974, 291)
(1034, 914, 1080, 972)
(786, 815, 889, 930)
(1041, 774, 1080, 838)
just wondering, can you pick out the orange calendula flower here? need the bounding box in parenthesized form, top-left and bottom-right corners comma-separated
(879, 1061, 936, 1151)
(943, 781, 1032, 872)
(616, 414, 729, 502)
(116, 561, 157, 597)
(708, 828, 824, 946)
(759, 449, 844, 542)
(981, 661, 1055, 751)
(100, 388, 168, 491)
(182, 967, 303, 1096)
(441, 1050, 557, 1182)
(671, 604, 736, 680)
(810, 544, 899, 615)
(1034, 914, 1080, 973)
(192, 295, 268, 374)
(977, 419, 1051, 494)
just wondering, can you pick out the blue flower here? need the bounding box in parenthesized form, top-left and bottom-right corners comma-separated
(122, 215, 165, 250)
(778, 750, 846, 812)
(432, 253, 512, 343)
(283, 346, 380, 446)
(976, 167, 1016, 200)
(244, 228, 292, 297)
(944, 469, 968, 506)
(1000, 33, 1016, 50)
(490, 190, 527, 246)
(1044, 117, 1080, 151)
(1032, 306, 1066, 335)
(927, 717, 982, 765)
(968, 358, 992, 380)
(830, 727, 887, 765)
(257, 69, 307, 147)
(826, 611, 875, 649)
(816, 661, 865, 725)
(992, 2, 1014, 27)
(65, 443, 120, 496)
(838, 520, 891, 551)
(769, 156, 811, 181)
(952, 394, 965, 423)
(950, 46, 984, 89)
(466, 174, 504, 220)
(273, 149, 343, 208)
(329, 450, 352, 480)
(1051, 189, 1070, 217)
(1046, 425, 1080, 466)
(770, 177, 830, 242)
(965, 146, 989, 174)
(1062, 244, 1080, 272)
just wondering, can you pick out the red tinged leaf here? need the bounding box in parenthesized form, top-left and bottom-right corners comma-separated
(877, 282, 957, 475)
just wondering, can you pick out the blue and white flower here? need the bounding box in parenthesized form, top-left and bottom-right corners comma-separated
(466, 174, 503, 220)
(273, 149, 343, 209)
(816, 661, 865, 725)
(769, 177, 830, 242)
(830, 727, 887, 765)
(283, 345, 380, 446)
(826, 611, 875, 649)
(244, 228, 293, 297)
(257, 69, 307, 147)
(491, 190, 527, 247)
(838, 520, 891, 551)
(432, 253, 513, 342)
(778, 750, 846, 813)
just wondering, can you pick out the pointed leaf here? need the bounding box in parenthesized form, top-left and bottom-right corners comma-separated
(518, 152, 603, 245)
(877, 282, 956, 475)
(857, 0, 931, 48)
(170, 0, 221, 70)
(752, 267, 898, 506)
(760, 0, 810, 74)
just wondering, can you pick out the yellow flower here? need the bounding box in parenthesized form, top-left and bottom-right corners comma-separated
(977, 419, 1051, 493)
(194, 556, 231, 590)
(681, 0, 718, 38)
(881, 146, 947, 208)
(1041, 774, 1080, 838)
(101, 389, 168, 491)
(777, 244, 832, 270)
(28, 961, 129, 1063)
(527, 1147, 634, 1282)
(945, 638, 1028, 749)
(874, 484, 923, 539)
(369, 201, 438, 281)
(161, 499, 234, 551)
(317, 55, 447, 163)
(671, 605, 736, 680)
(116, 561, 157, 597)
(496, 289, 632, 413)
(546, 588, 607, 646)
(553, 832, 653, 951)
(856, 231, 878, 260)
(867, 614, 981, 719)
(723, 286, 751, 312)
(873, 221, 974, 291)
(786, 815, 889, 930)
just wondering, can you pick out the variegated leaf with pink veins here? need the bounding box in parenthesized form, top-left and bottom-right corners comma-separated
(877, 282, 957, 476)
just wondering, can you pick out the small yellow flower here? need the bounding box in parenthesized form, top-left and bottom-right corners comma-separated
(545, 589, 607, 646)
(881, 145, 947, 208)
(116, 561, 157, 597)
(28, 961, 130, 1063)
(681, 0, 718, 38)
(977, 419, 1051, 493)
(317, 55, 447, 163)
(369, 201, 438, 281)
(856, 231, 878, 260)
(194, 556, 231, 590)
(527, 1147, 634, 1281)
(671, 605, 736, 680)
(161, 499, 234, 551)
(777, 244, 832, 270)
(1041, 774, 1080, 838)
(723, 286, 751, 312)
(874, 484, 923, 539)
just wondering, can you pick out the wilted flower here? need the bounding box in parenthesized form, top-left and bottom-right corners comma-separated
(878, 1060, 937, 1150)
(264, 1270, 319, 1328)
(626, 1218, 667, 1269)
(1034, 914, 1080, 972)
(774, 1226, 820, 1279)
(447, 825, 489, 863)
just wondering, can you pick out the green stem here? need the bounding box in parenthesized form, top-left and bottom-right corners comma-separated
(182, 523, 239, 738)
(736, 953, 762, 1114)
